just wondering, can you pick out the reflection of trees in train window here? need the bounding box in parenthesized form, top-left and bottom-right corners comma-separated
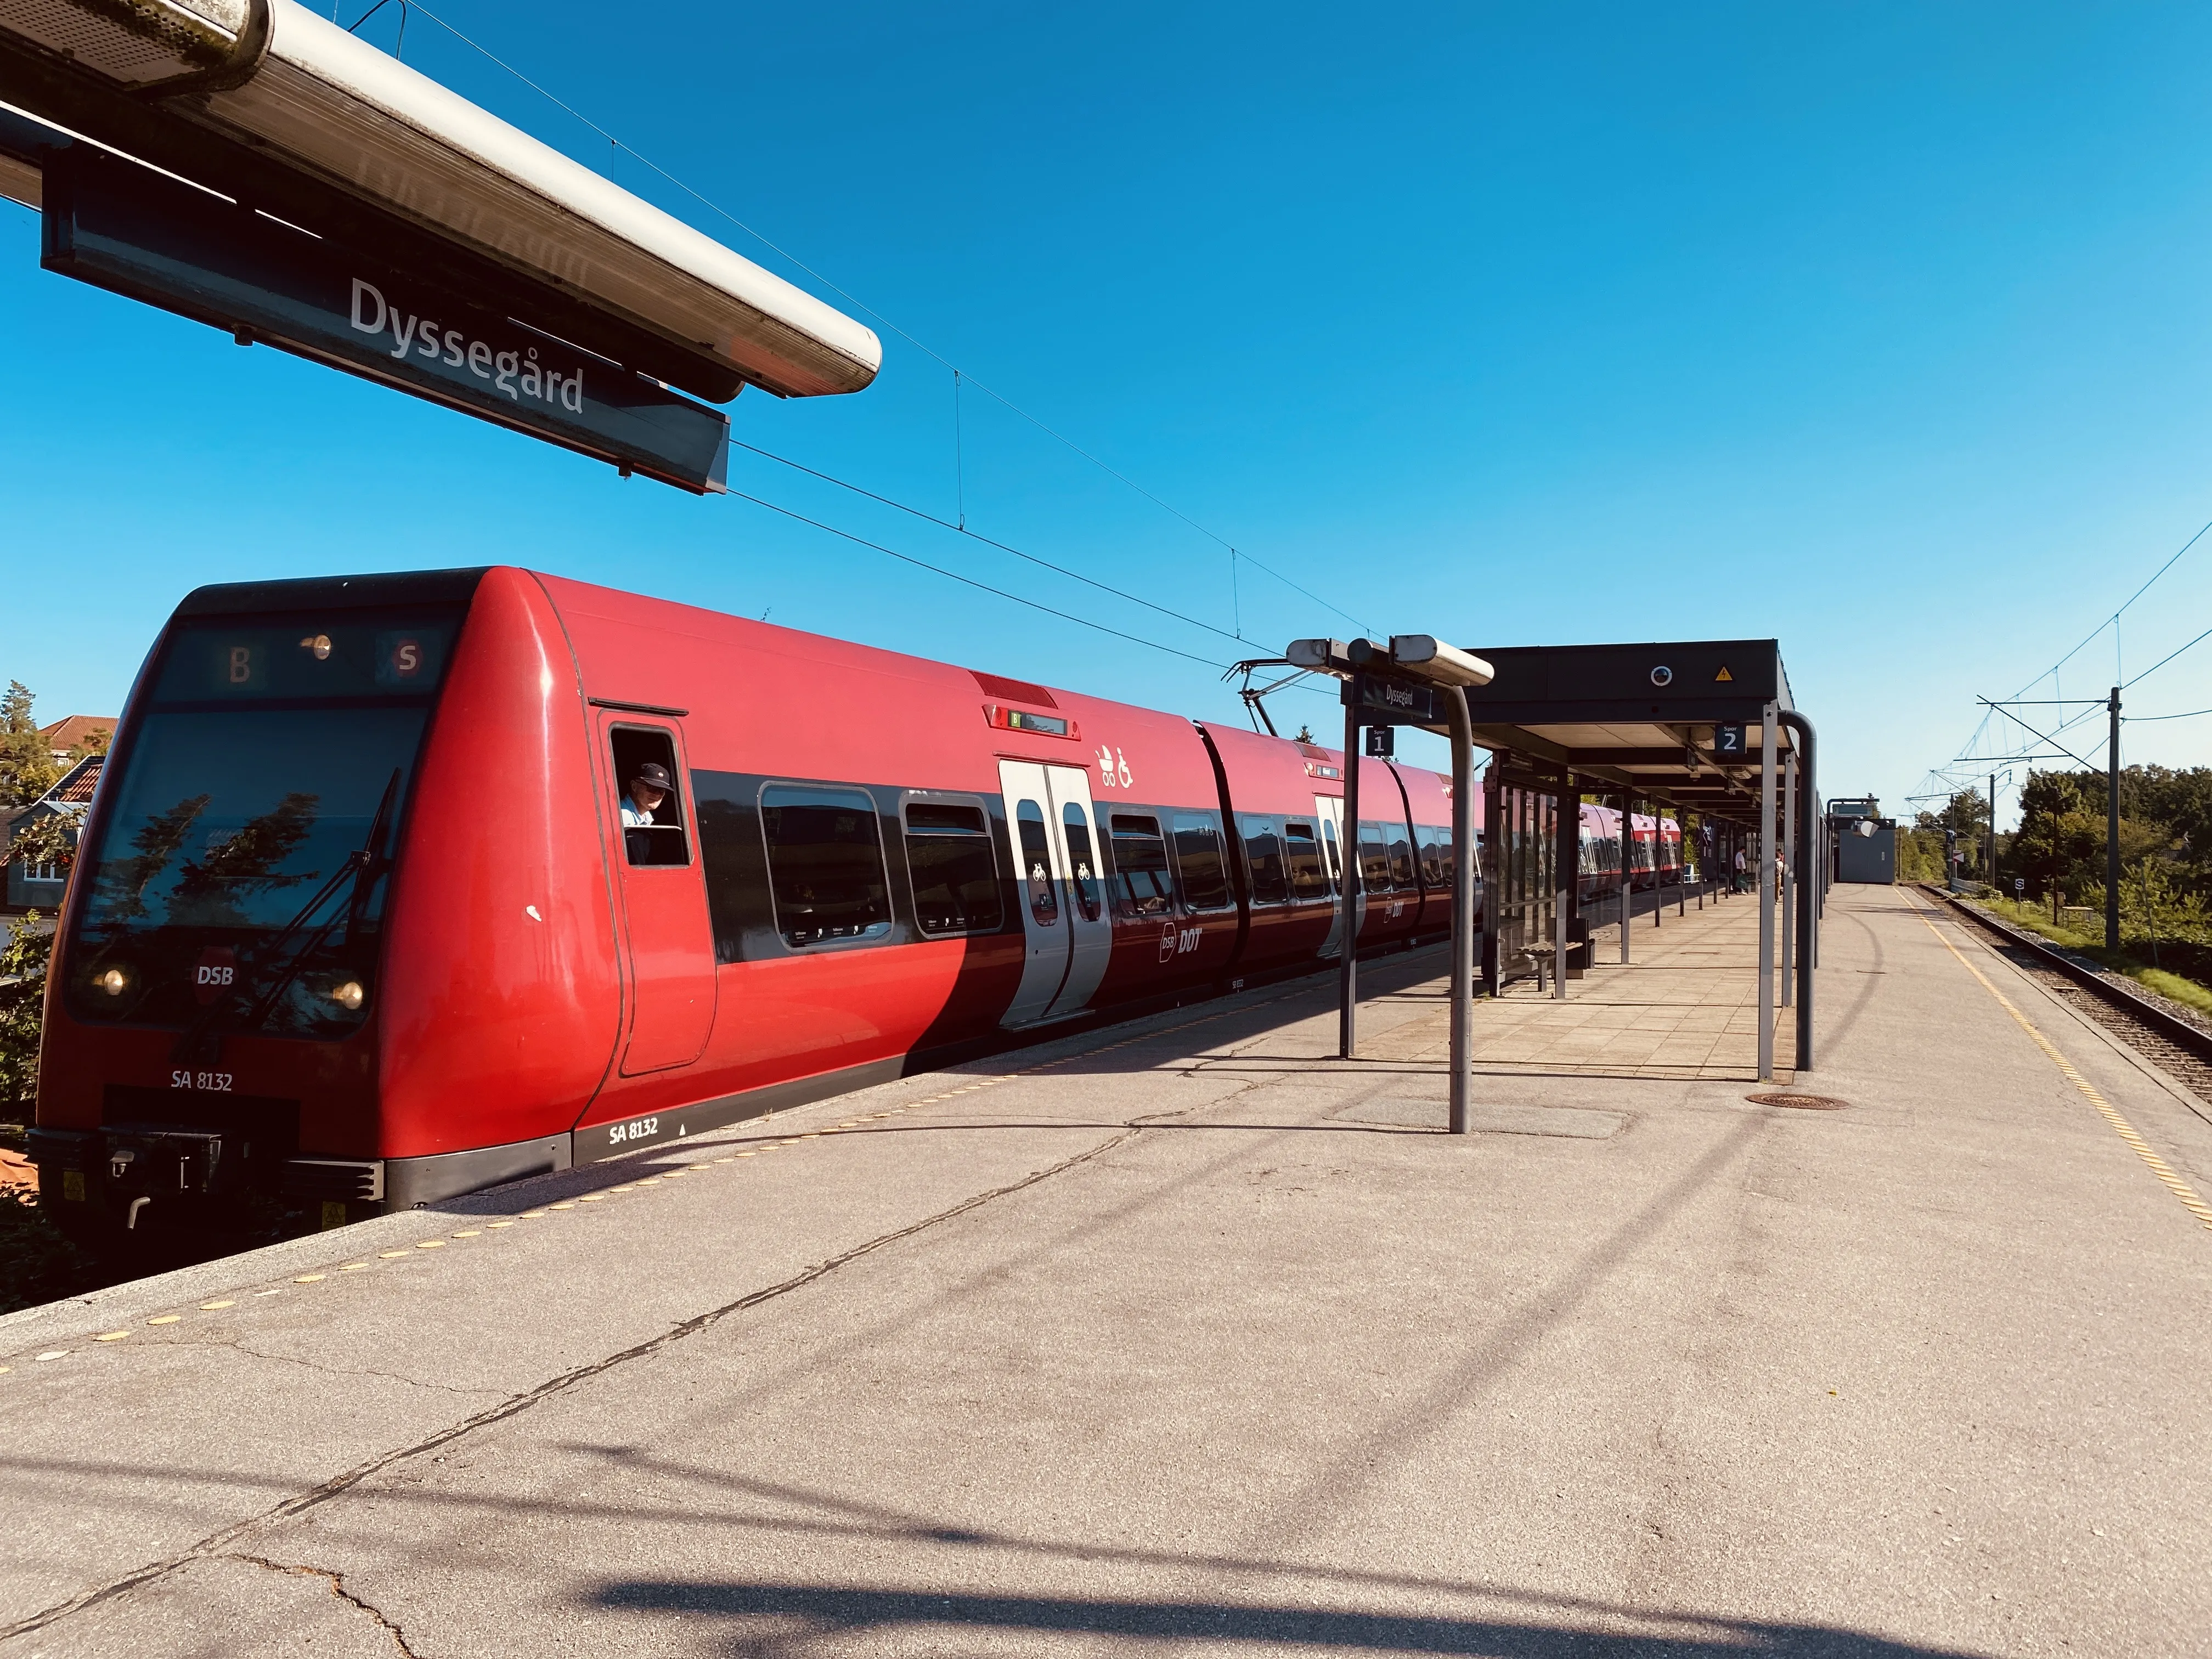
(1418, 825, 1452, 888)
(1357, 821, 1394, 893)
(1171, 814, 1233, 911)
(905, 800, 1003, 935)
(1109, 814, 1177, 918)
(1284, 821, 1330, 901)
(163, 793, 321, 928)
(1239, 815, 1289, 905)
(761, 783, 891, 947)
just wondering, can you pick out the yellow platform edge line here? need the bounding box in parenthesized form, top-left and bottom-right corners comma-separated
(1914, 906, 2212, 1234)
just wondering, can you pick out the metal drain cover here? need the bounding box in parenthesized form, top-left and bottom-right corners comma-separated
(1746, 1091, 1850, 1110)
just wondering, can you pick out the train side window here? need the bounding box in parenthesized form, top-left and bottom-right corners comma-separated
(1171, 813, 1233, 911)
(611, 727, 690, 868)
(1357, 820, 1395, 894)
(904, 799, 1003, 935)
(760, 783, 891, 947)
(1109, 813, 1177, 918)
(1015, 801, 1059, 925)
(1063, 802, 1103, 922)
(1388, 825, 1417, 890)
(1284, 821, 1329, 901)
(1417, 826, 1448, 888)
(1239, 815, 1289, 905)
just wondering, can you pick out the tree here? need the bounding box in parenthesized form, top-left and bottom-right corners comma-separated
(0, 913, 50, 1110)
(1915, 789, 1991, 874)
(0, 682, 59, 812)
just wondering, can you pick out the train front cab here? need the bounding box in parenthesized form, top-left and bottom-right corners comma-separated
(27, 568, 576, 1239)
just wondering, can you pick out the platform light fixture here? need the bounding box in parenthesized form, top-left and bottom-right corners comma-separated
(1383, 635, 1495, 690)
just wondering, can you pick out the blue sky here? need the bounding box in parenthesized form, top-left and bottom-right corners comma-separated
(8, 1, 2212, 828)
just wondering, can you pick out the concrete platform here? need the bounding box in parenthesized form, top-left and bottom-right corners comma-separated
(3, 884, 2209, 1656)
(1377, 883, 1797, 1080)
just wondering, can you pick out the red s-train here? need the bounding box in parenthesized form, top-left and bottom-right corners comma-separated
(1575, 802, 1685, 902)
(33, 568, 1472, 1236)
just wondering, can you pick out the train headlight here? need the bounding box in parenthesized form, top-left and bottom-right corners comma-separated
(331, 980, 365, 1010)
(300, 634, 334, 660)
(97, 967, 129, 997)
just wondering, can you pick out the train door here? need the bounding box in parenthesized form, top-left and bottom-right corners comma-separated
(996, 760, 1112, 1025)
(600, 718, 719, 1075)
(1312, 793, 1357, 956)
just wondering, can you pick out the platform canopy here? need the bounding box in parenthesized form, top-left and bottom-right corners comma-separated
(1452, 639, 1797, 823)
(0, 0, 880, 418)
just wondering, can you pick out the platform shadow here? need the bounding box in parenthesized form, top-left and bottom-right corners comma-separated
(587, 1578, 1982, 1657)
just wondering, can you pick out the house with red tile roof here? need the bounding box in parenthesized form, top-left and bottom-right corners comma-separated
(37, 715, 115, 761)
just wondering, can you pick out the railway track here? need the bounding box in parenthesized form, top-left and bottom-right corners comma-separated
(1918, 883, 2212, 1114)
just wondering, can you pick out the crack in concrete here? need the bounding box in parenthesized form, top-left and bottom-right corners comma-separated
(219, 1553, 419, 1657)
(1, 1115, 1162, 1644)
(218, 1336, 505, 1402)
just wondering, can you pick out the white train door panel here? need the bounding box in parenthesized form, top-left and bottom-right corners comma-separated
(996, 761, 1114, 1026)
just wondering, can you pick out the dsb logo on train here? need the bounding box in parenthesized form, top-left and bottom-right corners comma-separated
(193, 946, 238, 1006)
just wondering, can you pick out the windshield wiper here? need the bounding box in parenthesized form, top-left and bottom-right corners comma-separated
(171, 769, 402, 1064)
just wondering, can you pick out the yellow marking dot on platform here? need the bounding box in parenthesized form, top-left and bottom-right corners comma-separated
(379, 1250, 409, 1259)
(837, 1120, 861, 1127)
(0, 1365, 9, 1373)
(148, 1315, 181, 1325)
(736, 1150, 756, 1157)
(486, 1221, 514, 1230)
(34, 1351, 67, 1362)
(634, 1178, 659, 1185)
(662, 1170, 687, 1178)
(340, 1261, 371, 1268)
(295, 1274, 326, 1283)
(549, 1203, 576, 1210)
(713, 1156, 735, 1164)
(200, 1300, 235, 1310)
(611, 1184, 637, 1192)
(415, 1239, 447, 1250)
(520, 1210, 547, 1218)
(93, 1331, 128, 1342)
(579, 1195, 606, 1203)
(255, 1289, 282, 1297)
(799, 1133, 821, 1139)
(452, 1229, 482, 1237)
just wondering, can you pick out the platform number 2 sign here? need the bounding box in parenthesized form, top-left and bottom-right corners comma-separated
(1714, 725, 1746, 756)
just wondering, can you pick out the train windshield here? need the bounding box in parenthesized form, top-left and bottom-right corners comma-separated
(63, 612, 459, 1037)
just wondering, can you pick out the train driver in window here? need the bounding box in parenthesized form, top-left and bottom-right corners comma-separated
(622, 762, 674, 827)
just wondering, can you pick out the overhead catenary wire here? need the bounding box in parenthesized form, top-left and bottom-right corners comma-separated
(727, 487, 1231, 670)
(1922, 510, 2212, 808)
(729, 439, 1260, 652)
(2123, 621, 2212, 692)
(2007, 513, 2212, 700)
(401, 0, 1373, 639)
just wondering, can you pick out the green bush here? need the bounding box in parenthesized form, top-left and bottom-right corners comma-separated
(0, 1187, 99, 1315)
(0, 913, 50, 1113)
